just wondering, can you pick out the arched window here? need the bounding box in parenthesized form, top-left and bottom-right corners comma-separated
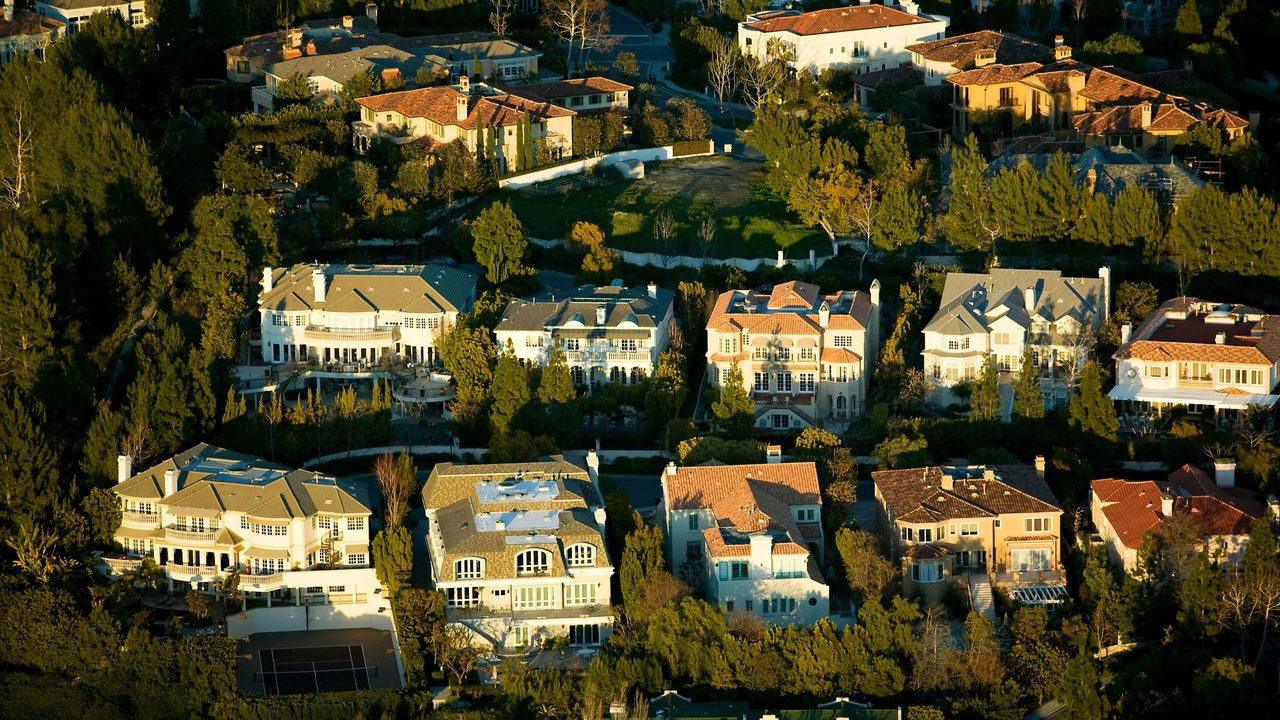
(454, 557, 485, 580)
(836, 395, 847, 410)
(515, 548, 551, 576)
(565, 543, 596, 568)
(571, 366, 585, 385)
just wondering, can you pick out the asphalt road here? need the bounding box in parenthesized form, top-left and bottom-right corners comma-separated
(607, 473, 663, 513)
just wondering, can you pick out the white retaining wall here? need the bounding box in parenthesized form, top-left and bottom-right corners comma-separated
(529, 236, 837, 272)
(498, 143, 714, 190)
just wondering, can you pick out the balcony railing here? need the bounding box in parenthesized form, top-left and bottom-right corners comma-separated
(304, 326, 397, 342)
(122, 510, 160, 525)
(240, 572, 284, 587)
(607, 351, 648, 361)
(168, 564, 221, 579)
(101, 556, 143, 574)
(165, 526, 218, 543)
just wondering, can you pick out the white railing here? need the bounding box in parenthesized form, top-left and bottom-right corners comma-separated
(305, 326, 397, 342)
(166, 526, 218, 543)
(102, 556, 143, 574)
(607, 351, 648, 361)
(168, 564, 221, 578)
(240, 572, 284, 586)
(122, 510, 160, 525)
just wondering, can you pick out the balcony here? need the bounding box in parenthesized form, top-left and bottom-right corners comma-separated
(100, 556, 143, 575)
(250, 85, 274, 112)
(304, 326, 398, 343)
(167, 564, 222, 581)
(122, 510, 161, 527)
(239, 572, 285, 590)
(606, 351, 648, 361)
(165, 526, 219, 544)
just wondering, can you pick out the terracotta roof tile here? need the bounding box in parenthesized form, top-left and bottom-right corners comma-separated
(500, 76, 632, 100)
(768, 280, 820, 309)
(873, 464, 1062, 522)
(1092, 470, 1262, 550)
(357, 85, 573, 130)
(744, 5, 934, 36)
(820, 347, 862, 364)
(946, 61, 1042, 86)
(1114, 297, 1280, 365)
(906, 30, 1049, 69)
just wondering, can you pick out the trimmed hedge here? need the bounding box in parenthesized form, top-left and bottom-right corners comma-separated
(672, 139, 712, 157)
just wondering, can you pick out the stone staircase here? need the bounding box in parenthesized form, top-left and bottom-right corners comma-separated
(968, 572, 996, 625)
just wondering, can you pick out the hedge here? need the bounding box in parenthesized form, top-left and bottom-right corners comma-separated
(672, 139, 712, 157)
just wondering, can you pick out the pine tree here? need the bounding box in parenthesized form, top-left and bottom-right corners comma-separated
(221, 386, 245, 425)
(645, 349, 687, 435)
(0, 224, 57, 392)
(372, 525, 413, 597)
(1068, 361, 1118, 442)
(969, 354, 1001, 422)
(941, 134, 993, 252)
(537, 341, 576, 405)
(489, 347, 531, 437)
(1175, 0, 1202, 36)
(620, 519, 666, 613)
(438, 321, 496, 414)
(1073, 191, 1114, 246)
(1112, 185, 1163, 250)
(711, 363, 755, 438)
(1012, 348, 1045, 419)
(471, 200, 530, 285)
(1060, 650, 1106, 720)
(0, 390, 60, 529)
(82, 399, 124, 484)
(1041, 152, 1084, 239)
(873, 177, 923, 251)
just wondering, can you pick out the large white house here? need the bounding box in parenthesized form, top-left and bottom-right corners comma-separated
(1109, 297, 1280, 423)
(35, 0, 145, 33)
(922, 267, 1109, 410)
(1, 3, 63, 64)
(494, 284, 674, 389)
(660, 458, 830, 625)
(257, 263, 478, 370)
(737, 1, 947, 78)
(105, 444, 377, 608)
(704, 280, 881, 430)
(421, 454, 615, 650)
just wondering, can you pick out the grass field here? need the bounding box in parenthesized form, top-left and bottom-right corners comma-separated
(500, 156, 826, 259)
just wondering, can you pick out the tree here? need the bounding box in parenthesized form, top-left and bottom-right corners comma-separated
(739, 56, 785, 109)
(488, 0, 513, 35)
(910, 608, 962, 694)
(665, 98, 710, 141)
(835, 528, 896, 604)
(273, 74, 314, 107)
(375, 452, 416, 530)
(711, 364, 755, 438)
(570, 221, 618, 277)
(0, 224, 56, 391)
(969, 354, 1000, 422)
(542, 0, 610, 75)
(941, 134, 998, 254)
(83, 487, 123, 546)
(1175, 0, 1202, 37)
(962, 611, 1005, 689)
(1067, 361, 1118, 442)
(0, 391, 59, 529)
(434, 623, 481, 685)
(372, 525, 413, 597)
(1007, 607, 1068, 704)
(620, 518, 667, 616)
(873, 178, 923, 251)
(490, 347, 531, 437)
(795, 427, 841, 455)
(184, 589, 210, 621)
(676, 437, 764, 466)
(1012, 348, 1044, 419)
(706, 39, 738, 111)
(613, 51, 639, 82)
(472, 201, 530, 285)
(538, 341, 576, 405)
(644, 349, 686, 435)
(1059, 650, 1106, 720)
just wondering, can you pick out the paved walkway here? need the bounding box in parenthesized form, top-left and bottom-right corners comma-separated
(853, 480, 878, 532)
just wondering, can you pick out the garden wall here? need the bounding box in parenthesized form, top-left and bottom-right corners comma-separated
(529, 236, 837, 272)
(497, 142, 715, 190)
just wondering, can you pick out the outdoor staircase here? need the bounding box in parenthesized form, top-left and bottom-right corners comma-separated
(968, 572, 997, 625)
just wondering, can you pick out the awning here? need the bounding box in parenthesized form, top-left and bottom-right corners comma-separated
(342, 544, 369, 555)
(242, 546, 292, 560)
(1108, 384, 1279, 409)
(1010, 585, 1069, 605)
(115, 525, 163, 540)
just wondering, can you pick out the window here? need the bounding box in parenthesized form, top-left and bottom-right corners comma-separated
(798, 373, 815, 392)
(726, 600, 734, 612)
(772, 413, 789, 429)
(918, 528, 933, 542)
(997, 354, 1017, 371)
(960, 522, 979, 536)
(947, 337, 971, 351)
(832, 336, 853, 348)
(1179, 362, 1210, 381)
(515, 548, 551, 576)
(446, 587, 480, 608)
(511, 626, 530, 646)
(514, 586, 557, 609)
(455, 558, 485, 579)
(1012, 548, 1051, 571)
(852, 40, 865, 57)
(565, 544, 596, 567)
(569, 623, 601, 645)
(347, 553, 367, 565)
(994, 332, 1012, 345)
(798, 347, 815, 361)
(776, 373, 792, 392)
(564, 583, 597, 606)
(753, 372, 769, 392)
(999, 87, 1013, 106)
(709, 367, 719, 385)
(525, 335, 544, 347)
(718, 560, 749, 581)
(718, 338, 738, 354)
(753, 346, 769, 360)
(1146, 365, 1168, 378)
(1217, 368, 1265, 386)
(911, 561, 945, 583)
(1024, 517, 1051, 533)
(686, 541, 702, 561)
(348, 518, 365, 531)
(688, 514, 700, 531)
(900, 527, 914, 542)
(797, 508, 817, 522)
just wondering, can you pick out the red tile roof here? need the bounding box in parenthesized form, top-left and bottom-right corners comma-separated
(665, 462, 819, 559)
(907, 30, 1050, 69)
(356, 85, 573, 129)
(1092, 470, 1262, 550)
(768, 280, 820, 310)
(1071, 102, 1198, 136)
(946, 61, 1042, 86)
(873, 465, 1062, 522)
(744, 5, 935, 35)
(501, 76, 632, 100)
(1114, 297, 1280, 366)
(706, 285, 872, 334)
(0, 9, 62, 38)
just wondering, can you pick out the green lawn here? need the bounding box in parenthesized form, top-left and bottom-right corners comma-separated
(500, 157, 827, 260)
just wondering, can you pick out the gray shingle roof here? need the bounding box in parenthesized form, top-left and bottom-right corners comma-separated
(495, 285, 674, 334)
(924, 268, 1105, 335)
(258, 263, 477, 315)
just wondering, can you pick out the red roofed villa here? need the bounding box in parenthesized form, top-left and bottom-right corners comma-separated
(660, 453, 830, 625)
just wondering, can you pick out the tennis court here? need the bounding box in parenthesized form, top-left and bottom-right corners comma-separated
(256, 644, 375, 695)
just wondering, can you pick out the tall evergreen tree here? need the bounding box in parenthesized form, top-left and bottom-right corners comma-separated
(0, 223, 56, 393)
(645, 349, 687, 435)
(82, 400, 125, 485)
(471, 201, 530, 285)
(489, 347, 531, 437)
(1067, 361, 1118, 442)
(1012, 348, 1045, 419)
(873, 178, 923, 251)
(1112, 185, 1163, 250)
(1175, 0, 1203, 36)
(941, 134, 995, 252)
(0, 390, 60, 529)
(969, 354, 1001, 422)
(620, 519, 666, 613)
(711, 364, 755, 438)
(537, 341, 576, 405)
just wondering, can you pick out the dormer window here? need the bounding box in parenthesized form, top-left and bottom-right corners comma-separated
(515, 548, 551, 576)
(455, 557, 485, 579)
(565, 544, 596, 567)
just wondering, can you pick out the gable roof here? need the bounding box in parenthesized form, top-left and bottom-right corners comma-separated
(356, 84, 574, 129)
(923, 268, 1105, 335)
(906, 30, 1050, 69)
(1092, 468, 1263, 551)
(742, 5, 936, 35)
(873, 464, 1062, 522)
(494, 284, 674, 334)
(1114, 297, 1280, 366)
(0, 9, 63, 38)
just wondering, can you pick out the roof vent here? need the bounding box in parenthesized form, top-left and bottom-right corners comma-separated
(1215, 332, 1226, 345)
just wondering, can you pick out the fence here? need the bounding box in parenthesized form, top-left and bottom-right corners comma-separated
(497, 142, 715, 190)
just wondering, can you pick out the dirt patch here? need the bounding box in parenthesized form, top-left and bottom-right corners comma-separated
(631, 155, 763, 207)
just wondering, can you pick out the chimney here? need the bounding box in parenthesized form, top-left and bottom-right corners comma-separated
(495, 519, 505, 531)
(1024, 286, 1036, 314)
(1053, 36, 1071, 60)
(1139, 102, 1152, 129)
(117, 454, 133, 484)
(818, 301, 830, 328)
(585, 448, 600, 479)
(1160, 491, 1174, 517)
(1215, 332, 1226, 345)
(341, 14, 354, 29)
(1214, 459, 1236, 488)
(365, 2, 378, 22)
(1034, 455, 1045, 480)
(870, 278, 881, 307)
(766, 444, 782, 463)
(312, 267, 327, 304)
(596, 305, 607, 325)
(261, 266, 274, 294)
(455, 92, 467, 122)
(1085, 167, 1097, 194)
(940, 471, 954, 492)
(305, 40, 317, 56)
(1098, 265, 1111, 320)
(163, 468, 178, 497)
(1121, 323, 1132, 344)
(647, 282, 657, 299)
(459, 74, 470, 94)
(1054, 34, 1064, 47)
(288, 27, 302, 48)
(666, 462, 677, 477)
